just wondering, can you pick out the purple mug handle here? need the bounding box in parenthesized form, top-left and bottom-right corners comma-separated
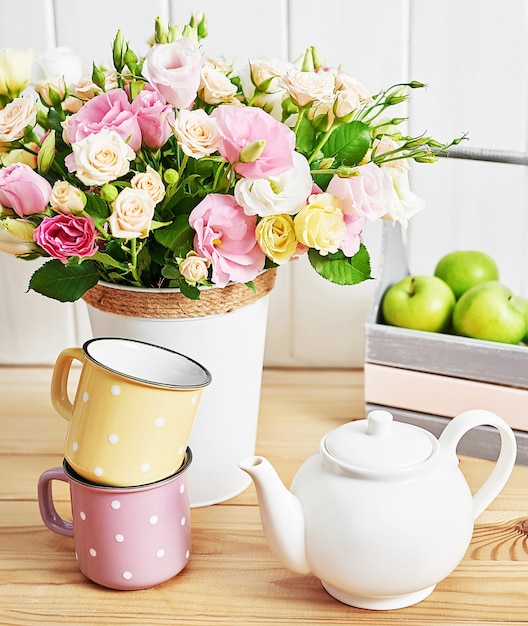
(37, 466, 74, 537)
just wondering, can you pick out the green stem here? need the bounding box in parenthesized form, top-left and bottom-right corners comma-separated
(307, 126, 335, 165)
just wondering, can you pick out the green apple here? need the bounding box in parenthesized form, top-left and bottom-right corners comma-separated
(434, 250, 499, 299)
(381, 275, 456, 332)
(452, 281, 527, 344)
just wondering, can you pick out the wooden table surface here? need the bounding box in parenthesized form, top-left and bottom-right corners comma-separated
(2, 366, 528, 625)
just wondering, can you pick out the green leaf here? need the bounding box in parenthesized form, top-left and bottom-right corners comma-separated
(308, 244, 372, 285)
(84, 193, 110, 219)
(322, 121, 371, 166)
(177, 279, 201, 300)
(91, 251, 126, 270)
(154, 214, 194, 254)
(28, 259, 100, 302)
(295, 117, 316, 156)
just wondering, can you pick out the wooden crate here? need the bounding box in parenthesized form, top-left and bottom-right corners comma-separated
(364, 221, 528, 464)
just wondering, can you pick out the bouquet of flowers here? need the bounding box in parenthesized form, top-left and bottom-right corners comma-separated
(0, 14, 463, 302)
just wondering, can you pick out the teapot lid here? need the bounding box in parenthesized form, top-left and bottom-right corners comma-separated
(322, 410, 436, 474)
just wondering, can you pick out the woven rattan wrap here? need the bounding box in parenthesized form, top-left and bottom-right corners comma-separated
(82, 269, 277, 319)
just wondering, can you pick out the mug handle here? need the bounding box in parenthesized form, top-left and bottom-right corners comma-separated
(439, 409, 517, 519)
(50, 347, 85, 421)
(37, 466, 74, 537)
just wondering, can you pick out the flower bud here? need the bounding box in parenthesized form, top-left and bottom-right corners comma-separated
(239, 140, 266, 163)
(3, 217, 36, 241)
(154, 17, 169, 44)
(163, 168, 179, 185)
(37, 130, 56, 174)
(100, 183, 119, 202)
(112, 29, 126, 72)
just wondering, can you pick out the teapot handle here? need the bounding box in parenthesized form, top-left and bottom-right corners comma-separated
(439, 409, 517, 519)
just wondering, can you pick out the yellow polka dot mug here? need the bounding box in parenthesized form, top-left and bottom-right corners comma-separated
(51, 337, 211, 487)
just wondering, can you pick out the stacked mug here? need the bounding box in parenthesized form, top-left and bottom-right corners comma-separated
(37, 337, 212, 590)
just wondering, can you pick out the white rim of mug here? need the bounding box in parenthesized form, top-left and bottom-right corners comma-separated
(82, 337, 212, 389)
(62, 447, 193, 490)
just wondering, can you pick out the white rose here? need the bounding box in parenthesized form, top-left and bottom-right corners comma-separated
(68, 76, 103, 103)
(334, 73, 373, 104)
(373, 136, 410, 173)
(49, 181, 85, 214)
(282, 69, 335, 107)
(69, 129, 135, 186)
(32, 46, 83, 85)
(34, 75, 67, 106)
(180, 253, 210, 283)
(238, 58, 292, 121)
(198, 62, 237, 105)
(235, 152, 313, 217)
(0, 97, 37, 141)
(130, 166, 165, 203)
(383, 169, 425, 226)
(173, 109, 220, 159)
(334, 89, 360, 119)
(109, 188, 155, 239)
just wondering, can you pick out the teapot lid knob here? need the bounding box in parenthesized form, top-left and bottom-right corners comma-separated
(367, 410, 393, 437)
(322, 410, 436, 473)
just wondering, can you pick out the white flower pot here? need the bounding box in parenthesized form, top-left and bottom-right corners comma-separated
(83, 271, 275, 507)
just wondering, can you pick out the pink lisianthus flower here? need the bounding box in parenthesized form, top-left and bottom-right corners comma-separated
(326, 162, 392, 221)
(142, 37, 203, 110)
(131, 85, 175, 150)
(0, 162, 52, 217)
(189, 193, 265, 287)
(33, 213, 98, 262)
(65, 88, 142, 153)
(340, 214, 366, 257)
(212, 105, 295, 178)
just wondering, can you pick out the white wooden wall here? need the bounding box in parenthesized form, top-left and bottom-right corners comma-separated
(1, 0, 527, 367)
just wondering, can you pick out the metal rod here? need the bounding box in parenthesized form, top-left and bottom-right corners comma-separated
(436, 145, 528, 166)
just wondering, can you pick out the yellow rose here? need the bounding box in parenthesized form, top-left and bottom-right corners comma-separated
(0, 219, 38, 255)
(34, 76, 67, 107)
(0, 142, 38, 168)
(256, 214, 298, 264)
(0, 48, 34, 99)
(294, 193, 346, 255)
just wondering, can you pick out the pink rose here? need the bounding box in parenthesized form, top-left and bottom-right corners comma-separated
(212, 105, 295, 178)
(326, 162, 392, 221)
(33, 213, 98, 262)
(189, 193, 265, 287)
(0, 162, 52, 217)
(142, 38, 203, 109)
(66, 89, 142, 153)
(131, 86, 175, 149)
(340, 214, 366, 257)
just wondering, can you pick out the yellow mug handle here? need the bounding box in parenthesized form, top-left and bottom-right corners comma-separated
(50, 347, 85, 421)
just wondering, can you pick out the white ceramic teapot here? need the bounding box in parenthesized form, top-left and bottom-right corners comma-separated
(240, 409, 517, 610)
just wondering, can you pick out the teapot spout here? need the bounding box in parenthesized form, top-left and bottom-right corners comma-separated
(239, 456, 310, 574)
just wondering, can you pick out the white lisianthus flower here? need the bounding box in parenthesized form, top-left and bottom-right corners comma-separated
(383, 169, 426, 226)
(131, 166, 165, 204)
(0, 97, 37, 141)
(0, 48, 34, 98)
(109, 188, 155, 239)
(179, 252, 210, 283)
(234, 151, 312, 217)
(0, 218, 38, 254)
(172, 109, 220, 159)
(282, 69, 335, 107)
(49, 181, 85, 214)
(68, 129, 135, 186)
(32, 46, 83, 86)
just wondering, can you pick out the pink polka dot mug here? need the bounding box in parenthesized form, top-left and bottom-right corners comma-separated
(37, 451, 192, 590)
(51, 337, 211, 486)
